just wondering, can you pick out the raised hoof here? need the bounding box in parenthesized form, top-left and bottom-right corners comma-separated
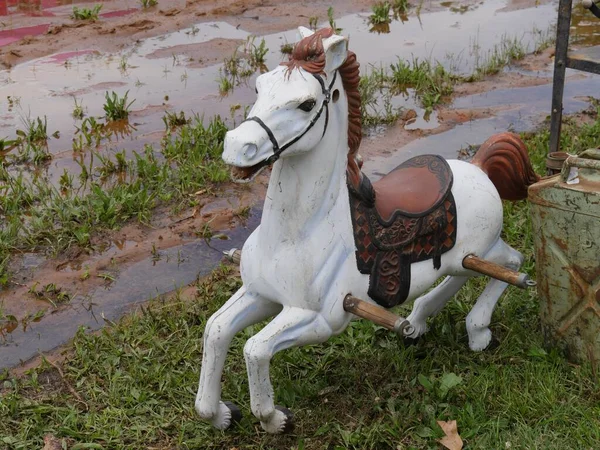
(275, 405, 295, 434)
(223, 401, 242, 426)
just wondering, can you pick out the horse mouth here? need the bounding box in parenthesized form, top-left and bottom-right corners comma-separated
(229, 159, 271, 183)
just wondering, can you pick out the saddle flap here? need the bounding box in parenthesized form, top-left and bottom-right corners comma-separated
(373, 154, 453, 222)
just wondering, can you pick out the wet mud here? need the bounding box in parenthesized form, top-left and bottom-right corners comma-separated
(2, 0, 600, 370)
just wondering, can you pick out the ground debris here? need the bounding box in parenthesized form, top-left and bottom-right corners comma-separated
(42, 434, 62, 450)
(437, 420, 463, 450)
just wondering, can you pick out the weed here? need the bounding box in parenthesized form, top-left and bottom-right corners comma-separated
(16, 115, 48, 143)
(370, 1, 392, 25)
(280, 43, 294, 55)
(71, 4, 102, 21)
(28, 282, 72, 307)
(140, 0, 158, 8)
(72, 98, 84, 120)
(328, 7, 342, 34)
(392, 0, 410, 15)
(246, 36, 268, 68)
(218, 72, 234, 96)
(163, 111, 190, 131)
(389, 57, 455, 112)
(103, 91, 135, 121)
(118, 55, 129, 73)
(308, 16, 319, 31)
(470, 34, 527, 79)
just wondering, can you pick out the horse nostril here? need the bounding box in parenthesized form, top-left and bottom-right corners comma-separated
(243, 143, 258, 159)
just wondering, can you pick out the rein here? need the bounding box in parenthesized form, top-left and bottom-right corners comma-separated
(244, 71, 338, 165)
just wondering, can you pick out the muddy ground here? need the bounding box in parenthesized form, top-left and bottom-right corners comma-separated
(1, 0, 600, 371)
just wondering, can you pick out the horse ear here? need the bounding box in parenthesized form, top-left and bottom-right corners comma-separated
(297, 26, 314, 40)
(323, 34, 348, 74)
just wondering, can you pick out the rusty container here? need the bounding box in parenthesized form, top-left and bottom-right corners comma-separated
(529, 149, 600, 364)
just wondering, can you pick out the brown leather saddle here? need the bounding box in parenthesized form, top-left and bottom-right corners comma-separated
(348, 154, 457, 308)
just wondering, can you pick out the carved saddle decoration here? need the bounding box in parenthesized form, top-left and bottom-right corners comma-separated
(348, 154, 458, 308)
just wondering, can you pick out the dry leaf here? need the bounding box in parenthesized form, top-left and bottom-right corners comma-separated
(42, 434, 62, 450)
(437, 420, 463, 450)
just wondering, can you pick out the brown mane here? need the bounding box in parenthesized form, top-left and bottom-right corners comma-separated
(281, 28, 362, 187)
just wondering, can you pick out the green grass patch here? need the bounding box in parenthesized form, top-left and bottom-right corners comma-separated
(0, 115, 229, 285)
(1, 108, 599, 448)
(70, 4, 102, 21)
(103, 91, 135, 122)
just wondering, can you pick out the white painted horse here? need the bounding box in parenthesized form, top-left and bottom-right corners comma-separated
(196, 27, 538, 433)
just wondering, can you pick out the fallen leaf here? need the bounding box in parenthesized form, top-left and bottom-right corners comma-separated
(42, 434, 62, 450)
(437, 420, 463, 450)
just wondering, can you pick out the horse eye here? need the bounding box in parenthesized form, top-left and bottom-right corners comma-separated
(298, 99, 316, 112)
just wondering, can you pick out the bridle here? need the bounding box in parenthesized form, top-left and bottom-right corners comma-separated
(243, 71, 338, 165)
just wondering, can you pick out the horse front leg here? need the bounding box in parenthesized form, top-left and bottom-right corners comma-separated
(196, 287, 280, 429)
(243, 306, 333, 433)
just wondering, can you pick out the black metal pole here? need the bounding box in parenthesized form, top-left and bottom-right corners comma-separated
(549, 0, 573, 155)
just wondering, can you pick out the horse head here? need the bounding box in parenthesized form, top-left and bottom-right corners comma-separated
(223, 27, 350, 183)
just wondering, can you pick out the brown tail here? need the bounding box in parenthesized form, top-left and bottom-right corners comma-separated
(471, 132, 539, 201)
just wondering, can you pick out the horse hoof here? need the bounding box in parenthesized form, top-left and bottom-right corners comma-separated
(275, 405, 295, 434)
(261, 406, 295, 434)
(223, 401, 243, 426)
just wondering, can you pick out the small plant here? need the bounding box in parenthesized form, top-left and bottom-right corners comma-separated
(218, 72, 234, 96)
(328, 7, 342, 34)
(103, 91, 135, 121)
(308, 16, 319, 31)
(370, 1, 392, 25)
(247, 37, 268, 69)
(28, 282, 72, 307)
(163, 111, 190, 131)
(71, 4, 102, 21)
(118, 55, 129, 73)
(392, 0, 410, 16)
(72, 98, 84, 119)
(16, 116, 48, 143)
(280, 43, 294, 55)
(140, 0, 158, 8)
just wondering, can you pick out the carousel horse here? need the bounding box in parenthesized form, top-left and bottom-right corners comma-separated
(195, 27, 539, 433)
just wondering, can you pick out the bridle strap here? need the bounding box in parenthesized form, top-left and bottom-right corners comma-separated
(244, 71, 337, 164)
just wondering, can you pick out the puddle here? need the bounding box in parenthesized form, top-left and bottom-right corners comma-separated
(571, 2, 600, 46)
(1, 0, 562, 187)
(0, 206, 261, 370)
(366, 74, 600, 180)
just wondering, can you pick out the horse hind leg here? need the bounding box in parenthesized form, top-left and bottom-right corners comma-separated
(466, 238, 524, 351)
(406, 275, 469, 340)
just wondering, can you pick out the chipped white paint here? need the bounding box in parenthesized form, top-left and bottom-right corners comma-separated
(196, 28, 522, 433)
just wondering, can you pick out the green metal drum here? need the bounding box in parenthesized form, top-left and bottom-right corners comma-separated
(529, 149, 600, 364)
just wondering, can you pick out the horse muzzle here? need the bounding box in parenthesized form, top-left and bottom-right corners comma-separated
(222, 121, 275, 183)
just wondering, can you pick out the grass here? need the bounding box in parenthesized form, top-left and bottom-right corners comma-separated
(0, 114, 229, 285)
(328, 6, 342, 34)
(1, 105, 599, 449)
(280, 43, 294, 55)
(72, 98, 84, 120)
(103, 91, 135, 121)
(370, 1, 392, 25)
(70, 4, 102, 21)
(140, 0, 158, 8)
(217, 38, 269, 95)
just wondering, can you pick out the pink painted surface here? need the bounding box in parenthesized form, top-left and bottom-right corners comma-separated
(0, 24, 50, 46)
(43, 49, 97, 64)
